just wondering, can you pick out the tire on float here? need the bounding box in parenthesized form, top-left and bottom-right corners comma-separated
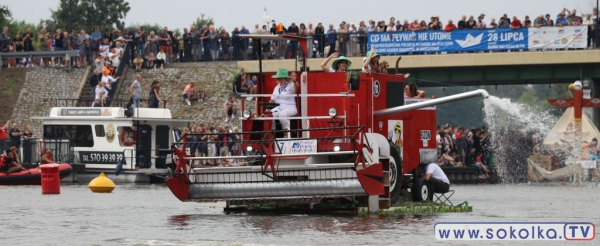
(388, 141, 403, 204)
(412, 176, 433, 202)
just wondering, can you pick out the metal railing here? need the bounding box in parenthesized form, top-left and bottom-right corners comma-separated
(108, 44, 131, 106)
(0, 50, 81, 71)
(2, 139, 73, 166)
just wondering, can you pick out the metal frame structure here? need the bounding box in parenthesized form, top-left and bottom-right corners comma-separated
(0, 50, 80, 72)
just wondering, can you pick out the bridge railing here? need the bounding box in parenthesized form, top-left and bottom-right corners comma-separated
(107, 44, 131, 106)
(0, 50, 81, 71)
(236, 26, 597, 61)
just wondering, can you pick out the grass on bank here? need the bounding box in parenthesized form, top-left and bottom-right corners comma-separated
(0, 68, 29, 121)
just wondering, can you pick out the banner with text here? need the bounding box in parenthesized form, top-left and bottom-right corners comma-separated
(367, 26, 587, 55)
(528, 26, 587, 50)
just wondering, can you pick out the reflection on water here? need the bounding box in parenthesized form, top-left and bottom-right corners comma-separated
(1, 183, 599, 245)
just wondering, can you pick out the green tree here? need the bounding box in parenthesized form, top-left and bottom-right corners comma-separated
(7, 20, 43, 49)
(126, 23, 162, 34)
(0, 5, 11, 27)
(192, 14, 214, 29)
(43, 0, 131, 32)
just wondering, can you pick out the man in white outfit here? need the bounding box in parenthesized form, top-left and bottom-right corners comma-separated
(268, 68, 298, 130)
(424, 162, 451, 193)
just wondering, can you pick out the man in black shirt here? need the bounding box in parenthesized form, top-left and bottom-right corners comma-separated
(22, 28, 34, 52)
(0, 26, 10, 52)
(89, 70, 100, 95)
(9, 123, 22, 149)
(200, 25, 211, 61)
(287, 23, 299, 59)
(182, 28, 192, 62)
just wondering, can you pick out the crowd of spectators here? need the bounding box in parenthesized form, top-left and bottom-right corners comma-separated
(0, 120, 36, 172)
(436, 123, 493, 179)
(174, 123, 244, 167)
(1, 7, 598, 68)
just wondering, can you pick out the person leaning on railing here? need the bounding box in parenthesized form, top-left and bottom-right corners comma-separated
(21, 125, 35, 164)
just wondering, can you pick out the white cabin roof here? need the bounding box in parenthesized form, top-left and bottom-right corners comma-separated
(46, 107, 173, 119)
(32, 107, 190, 126)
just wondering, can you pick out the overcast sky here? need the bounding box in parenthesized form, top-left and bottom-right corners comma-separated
(2, 0, 598, 31)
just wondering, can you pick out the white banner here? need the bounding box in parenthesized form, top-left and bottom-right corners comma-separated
(528, 26, 588, 50)
(275, 139, 317, 154)
(404, 98, 436, 110)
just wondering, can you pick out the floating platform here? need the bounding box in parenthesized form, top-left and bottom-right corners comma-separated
(363, 200, 472, 215)
(222, 198, 472, 215)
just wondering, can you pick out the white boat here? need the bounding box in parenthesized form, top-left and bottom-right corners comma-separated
(34, 107, 190, 183)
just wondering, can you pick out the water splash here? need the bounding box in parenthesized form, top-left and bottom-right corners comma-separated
(483, 96, 559, 183)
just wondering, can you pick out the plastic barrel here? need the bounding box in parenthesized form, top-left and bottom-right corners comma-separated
(40, 164, 61, 194)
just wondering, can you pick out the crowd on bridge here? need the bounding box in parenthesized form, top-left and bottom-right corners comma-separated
(1, 7, 599, 69)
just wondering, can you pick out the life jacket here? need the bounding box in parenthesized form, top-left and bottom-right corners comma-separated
(0, 154, 7, 171)
(0, 127, 7, 140)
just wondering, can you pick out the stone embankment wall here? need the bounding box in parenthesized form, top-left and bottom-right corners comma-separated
(7, 62, 240, 136)
(116, 62, 242, 128)
(11, 68, 87, 134)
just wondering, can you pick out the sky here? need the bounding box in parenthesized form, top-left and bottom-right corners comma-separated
(1, 0, 598, 31)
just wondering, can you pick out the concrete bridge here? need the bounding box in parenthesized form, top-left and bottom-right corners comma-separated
(238, 50, 600, 87)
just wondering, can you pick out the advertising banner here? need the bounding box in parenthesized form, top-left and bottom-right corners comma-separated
(367, 26, 587, 55)
(528, 26, 587, 50)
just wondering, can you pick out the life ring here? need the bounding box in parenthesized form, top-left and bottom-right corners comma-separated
(120, 128, 137, 146)
(36, 139, 45, 157)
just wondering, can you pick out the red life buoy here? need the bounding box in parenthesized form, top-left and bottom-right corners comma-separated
(120, 128, 137, 146)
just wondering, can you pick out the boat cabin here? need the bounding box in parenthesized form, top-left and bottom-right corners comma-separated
(34, 107, 190, 182)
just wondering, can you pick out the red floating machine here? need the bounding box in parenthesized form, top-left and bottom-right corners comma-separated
(166, 35, 488, 210)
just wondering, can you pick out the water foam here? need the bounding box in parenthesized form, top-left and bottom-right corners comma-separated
(483, 96, 560, 183)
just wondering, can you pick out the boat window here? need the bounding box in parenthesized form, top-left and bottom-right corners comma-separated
(95, 125, 105, 137)
(387, 81, 404, 108)
(156, 125, 170, 149)
(43, 125, 94, 147)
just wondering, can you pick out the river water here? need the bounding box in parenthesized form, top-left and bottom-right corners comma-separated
(1, 183, 599, 245)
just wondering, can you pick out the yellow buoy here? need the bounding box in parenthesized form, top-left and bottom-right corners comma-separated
(88, 172, 116, 193)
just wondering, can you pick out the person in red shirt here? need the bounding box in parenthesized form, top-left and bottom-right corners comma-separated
(510, 16, 522, 29)
(444, 20, 457, 32)
(0, 120, 9, 153)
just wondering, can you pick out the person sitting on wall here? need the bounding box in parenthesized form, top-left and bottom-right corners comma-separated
(424, 161, 451, 194)
(242, 75, 258, 101)
(182, 82, 198, 106)
(442, 149, 459, 167)
(465, 146, 486, 178)
(133, 53, 144, 72)
(41, 150, 54, 164)
(223, 96, 238, 123)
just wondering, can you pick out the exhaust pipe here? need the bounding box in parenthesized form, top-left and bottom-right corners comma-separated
(374, 89, 489, 117)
